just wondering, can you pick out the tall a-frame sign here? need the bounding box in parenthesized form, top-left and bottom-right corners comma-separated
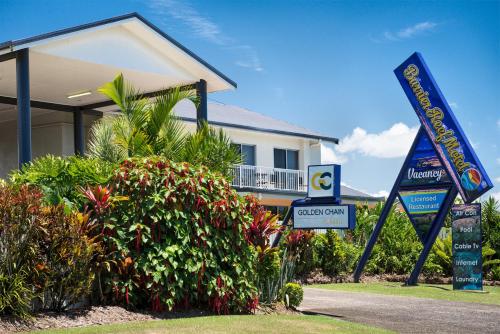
(354, 52, 493, 285)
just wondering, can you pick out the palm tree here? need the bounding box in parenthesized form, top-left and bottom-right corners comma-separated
(87, 74, 241, 177)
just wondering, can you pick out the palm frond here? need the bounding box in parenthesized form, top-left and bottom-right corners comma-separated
(87, 118, 126, 163)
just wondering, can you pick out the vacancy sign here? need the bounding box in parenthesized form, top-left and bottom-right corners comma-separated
(293, 204, 355, 229)
(307, 164, 340, 198)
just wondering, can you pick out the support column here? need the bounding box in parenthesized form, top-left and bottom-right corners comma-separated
(16, 48, 31, 168)
(196, 79, 207, 129)
(73, 110, 84, 155)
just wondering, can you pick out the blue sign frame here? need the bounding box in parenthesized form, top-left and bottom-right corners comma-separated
(307, 164, 341, 199)
(394, 52, 493, 203)
(354, 52, 492, 285)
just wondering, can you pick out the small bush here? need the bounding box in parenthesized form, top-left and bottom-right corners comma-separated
(0, 271, 33, 318)
(313, 231, 350, 276)
(280, 282, 303, 308)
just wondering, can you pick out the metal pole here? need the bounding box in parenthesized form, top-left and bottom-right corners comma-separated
(16, 48, 31, 168)
(196, 79, 207, 129)
(406, 187, 458, 285)
(271, 205, 294, 248)
(73, 110, 84, 155)
(353, 127, 425, 282)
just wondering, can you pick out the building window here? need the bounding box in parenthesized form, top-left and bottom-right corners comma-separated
(232, 143, 256, 166)
(274, 148, 299, 170)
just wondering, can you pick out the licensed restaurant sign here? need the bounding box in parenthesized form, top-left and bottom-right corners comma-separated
(451, 204, 482, 290)
(399, 188, 449, 243)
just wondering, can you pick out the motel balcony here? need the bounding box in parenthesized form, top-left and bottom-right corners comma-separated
(230, 165, 307, 193)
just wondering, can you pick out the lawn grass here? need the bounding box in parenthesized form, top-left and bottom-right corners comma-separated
(310, 282, 500, 305)
(31, 314, 393, 334)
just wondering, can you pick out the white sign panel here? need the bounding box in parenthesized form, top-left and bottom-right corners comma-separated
(293, 205, 350, 229)
(307, 165, 337, 198)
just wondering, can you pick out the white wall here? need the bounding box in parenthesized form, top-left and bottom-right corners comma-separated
(0, 109, 99, 178)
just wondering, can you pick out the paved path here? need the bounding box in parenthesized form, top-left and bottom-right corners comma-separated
(299, 287, 500, 333)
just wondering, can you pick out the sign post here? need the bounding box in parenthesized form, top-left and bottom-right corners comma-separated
(354, 52, 493, 285)
(271, 164, 355, 248)
(451, 204, 482, 291)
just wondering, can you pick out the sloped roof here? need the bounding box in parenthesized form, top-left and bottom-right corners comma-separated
(0, 13, 235, 109)
(173, 100, 339, 143)
(341, 185, 383, 201)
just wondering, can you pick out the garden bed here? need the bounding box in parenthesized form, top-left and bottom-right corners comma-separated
(299, 270, 500, 286)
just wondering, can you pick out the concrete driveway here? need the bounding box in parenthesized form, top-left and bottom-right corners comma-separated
(299, 287, 500, 334)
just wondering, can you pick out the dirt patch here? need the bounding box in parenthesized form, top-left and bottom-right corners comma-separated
(0, 306, 210, 333)
(255, 303, 300, 315)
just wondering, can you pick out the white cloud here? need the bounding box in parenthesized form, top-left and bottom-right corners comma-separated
(147, 0, 227, 45)
(145, 0, 263, 72)
(491, 192, 500, 201)
(495, 177, 500, 183)
(228, 45, 264, 72)
(373, 21, 438, 42)
(337, 122, 419, 158)
(322, 143, 348, 164)
(449, 102, 459, 109)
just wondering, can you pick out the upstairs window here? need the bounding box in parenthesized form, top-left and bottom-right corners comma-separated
(232, 143, 256, 166)
(274, 148, 299, 170)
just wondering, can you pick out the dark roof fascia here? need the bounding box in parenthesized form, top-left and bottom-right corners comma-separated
(178, 116, 339, 144)
(0, 13, 237, 89)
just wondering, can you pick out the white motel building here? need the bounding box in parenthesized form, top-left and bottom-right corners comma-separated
(0, 13, 381, 213)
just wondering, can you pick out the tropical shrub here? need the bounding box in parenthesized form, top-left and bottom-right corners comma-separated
(482, 197, 500, 259)
(430, 234, 453, 276)
(85, 157, 257, 313)
(364, 205, 424, 275)
(10, 155, 115, 209)
(87, 75, 241, 178)
(35, 206, 101, 311)
(0, 271, 33, 318)
(280, 282, 303, 308)
(313, 230, 351, 276)
(258, 249, 296, 305)
(283, 230, 315, 276)
(0, 184, 101, 315)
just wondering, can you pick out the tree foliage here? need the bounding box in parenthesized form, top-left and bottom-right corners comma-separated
(87, 74, 241, 178)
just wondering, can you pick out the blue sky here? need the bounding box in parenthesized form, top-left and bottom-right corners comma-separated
(1, 0, 499, 199)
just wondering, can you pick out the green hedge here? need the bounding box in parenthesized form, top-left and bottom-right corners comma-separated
(86, 157, 258, 313)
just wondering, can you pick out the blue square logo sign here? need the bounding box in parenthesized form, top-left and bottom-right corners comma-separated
(307, 164, 340, 199)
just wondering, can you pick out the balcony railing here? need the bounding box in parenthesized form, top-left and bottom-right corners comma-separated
(230, 165, 306, 193)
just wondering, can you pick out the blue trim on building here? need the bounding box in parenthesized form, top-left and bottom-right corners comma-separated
(178, 116, 339, 144)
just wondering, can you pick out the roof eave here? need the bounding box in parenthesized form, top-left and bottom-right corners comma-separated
(0, 12, 237, 89)
(178, 116, 339, 144)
